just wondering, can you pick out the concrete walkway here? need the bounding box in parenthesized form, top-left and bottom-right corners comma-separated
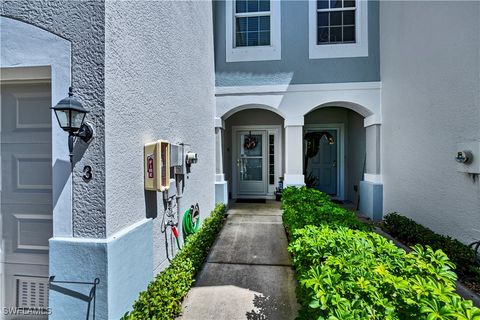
(179, 201, 299, 320)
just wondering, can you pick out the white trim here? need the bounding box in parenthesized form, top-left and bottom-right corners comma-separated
(304, 124, 345, 200)
(308, 0, 368, 59)
(231, 125, 282, 199)
(225, 0, 281, 62)
(215, 81, 381, 95)
(364, 113, 382, 127)
(216, 82, 381, 126)
(1, 66, 51, 82)
(284, 174, 305, 186)
(364, 173, 382, 184)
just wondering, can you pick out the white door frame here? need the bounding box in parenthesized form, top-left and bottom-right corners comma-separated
(304, 124, 345, 201)
(232, 125, 283, 199)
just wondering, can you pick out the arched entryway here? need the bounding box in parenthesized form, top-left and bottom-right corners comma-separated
(304, 106, 366, 204)
(220, 107, 285, 200)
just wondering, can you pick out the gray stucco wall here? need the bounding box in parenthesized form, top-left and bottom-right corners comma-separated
(304, 107, 365, 202)
(1, 1, 107, 238)
(380, 1, 480, 244)
(214, 0, 380, 86)
(104, 1, 216, 270)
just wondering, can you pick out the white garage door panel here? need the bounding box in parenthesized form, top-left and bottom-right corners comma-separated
(1, 82, 52, 318)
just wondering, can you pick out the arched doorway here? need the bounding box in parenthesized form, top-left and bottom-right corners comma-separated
(223, 107, 285, 200)
(304, 106, 366, 204)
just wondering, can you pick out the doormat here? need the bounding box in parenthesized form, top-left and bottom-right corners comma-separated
(236, 199, 266, 203)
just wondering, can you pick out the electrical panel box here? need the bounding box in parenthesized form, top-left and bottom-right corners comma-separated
(170, 144, 183, 167)
(144, 140, 170, 191)
(456, 141, 480, 174)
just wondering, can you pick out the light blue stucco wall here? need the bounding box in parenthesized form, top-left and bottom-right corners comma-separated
(214, 0, 380, 86)
(359, 181, 383, 221)
(49, 219, 153, 320)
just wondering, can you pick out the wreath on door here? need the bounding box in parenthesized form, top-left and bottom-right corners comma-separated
(244, 131, 257, 150)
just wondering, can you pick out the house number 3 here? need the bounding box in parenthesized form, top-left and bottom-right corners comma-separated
(83, 165, 93, 181)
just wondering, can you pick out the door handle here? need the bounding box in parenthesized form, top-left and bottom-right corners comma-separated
(332, 160, 337, 168)
(237, 159, 241, 167)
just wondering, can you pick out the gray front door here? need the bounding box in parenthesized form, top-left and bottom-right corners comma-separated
(236, 130, 267, 196)
(309, 130, 337, 195)
(1, 82, 52, 319)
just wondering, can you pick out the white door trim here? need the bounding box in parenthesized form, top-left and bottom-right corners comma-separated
(304, 124, 345, 200)
(232, 125, 283, 199)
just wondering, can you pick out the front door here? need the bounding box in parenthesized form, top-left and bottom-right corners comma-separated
(1, 82, 52, 319)
(236, 130, 267, 197)
(308, 130, 337, 195)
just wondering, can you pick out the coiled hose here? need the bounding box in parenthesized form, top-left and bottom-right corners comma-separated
(182, 204, 200, 239)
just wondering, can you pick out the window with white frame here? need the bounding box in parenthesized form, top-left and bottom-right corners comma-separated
(226, 0, 281, 62)
(309, 0, 368, 59)
(235, 1, 271, 47)
(317, 0, 356, 44)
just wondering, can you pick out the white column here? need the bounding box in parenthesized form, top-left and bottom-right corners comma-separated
(360, 123, 383, 220)
(284, 118, 305, 186)
(364, 124, 382, 183)
(214, 117, 228, 204)
(215, 126, 225, 181)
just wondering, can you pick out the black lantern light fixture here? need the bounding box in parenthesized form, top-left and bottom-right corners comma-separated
(51, 87, 94, 163)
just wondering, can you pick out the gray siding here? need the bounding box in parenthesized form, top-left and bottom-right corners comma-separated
(214, 0, 380, 86)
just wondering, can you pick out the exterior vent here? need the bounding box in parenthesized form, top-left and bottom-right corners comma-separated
(16, 276, 49, 309)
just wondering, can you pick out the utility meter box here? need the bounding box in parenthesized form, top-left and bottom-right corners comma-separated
(144, 140, 170, 191)
(456, 141, 480, 174)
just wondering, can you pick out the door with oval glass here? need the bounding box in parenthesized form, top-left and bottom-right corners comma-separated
(236, 130, 267, 196)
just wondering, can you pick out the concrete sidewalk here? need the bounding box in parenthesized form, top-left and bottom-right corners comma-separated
(179, 201, 299, 320)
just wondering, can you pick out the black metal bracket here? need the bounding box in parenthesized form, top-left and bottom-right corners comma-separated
(49, 276, 100, 320)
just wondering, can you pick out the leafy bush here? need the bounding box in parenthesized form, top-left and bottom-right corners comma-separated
(282, 187, 480, 319)
(281, 186, 368, 235)
(289, 225, 480, 320)
(382, 213, 480, 293)
(121, 204, 226, 320)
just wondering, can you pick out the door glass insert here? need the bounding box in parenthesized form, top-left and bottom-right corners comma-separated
(241, 158, 263, 181)
(242, 134, 263, 156)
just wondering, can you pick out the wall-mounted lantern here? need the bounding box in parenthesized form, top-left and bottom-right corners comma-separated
(51, 87, 94, 163)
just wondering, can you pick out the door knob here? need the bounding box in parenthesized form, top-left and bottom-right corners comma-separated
(332, 160, 337, 168)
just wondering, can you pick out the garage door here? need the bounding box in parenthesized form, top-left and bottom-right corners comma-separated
(1, 82, 52, 319)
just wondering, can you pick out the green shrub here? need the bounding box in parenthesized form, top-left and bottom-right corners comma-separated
(282, 187, 480, 319)
(382, 213, 480, 290)
(289, 225, 480, 320)
(121, 204, 226, 320)
(281, 186, 368, 235)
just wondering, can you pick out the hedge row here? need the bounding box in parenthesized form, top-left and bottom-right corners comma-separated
(281, 186, 368, 234)
(382, 213, 480, 293)
(282, 187, 480, 320)
(121, 204, 226, 320)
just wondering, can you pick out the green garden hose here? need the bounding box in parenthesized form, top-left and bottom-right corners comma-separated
(182, 204, 200, 239)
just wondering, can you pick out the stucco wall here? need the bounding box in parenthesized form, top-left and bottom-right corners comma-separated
(304, 107, 365, 202)
(1, 1, 107, 238)
(380, 1, 480, 243)
(213, 0, 380, 86)
(104, 1, 216, 270)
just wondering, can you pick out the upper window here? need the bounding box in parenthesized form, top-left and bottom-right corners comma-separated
(317, 0, 356, 44)
(226, 0, 281, 62)
(309, 0, 368, 59)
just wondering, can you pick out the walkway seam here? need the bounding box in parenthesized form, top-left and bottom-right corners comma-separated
(205, 261, 293, 267)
